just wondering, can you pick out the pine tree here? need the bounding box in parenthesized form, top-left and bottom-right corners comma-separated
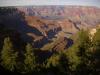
(1, 37, 18, 71)
(93, 29, 100, 51)
(92, 29, 100, 74)
(76, 29, 92, 74)
(24, 43, 36, 72)
(66, 45, 81, 74)
(57, 51, 69, 75)
(46, 53, 60, 68)
(46, 53, 60, 75)
(78, 29, 91, 55)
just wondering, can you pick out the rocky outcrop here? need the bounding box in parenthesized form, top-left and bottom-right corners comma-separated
(17, 6, 100, 34)
(0, 6, 100, 49)
(0, 7, 62, 48)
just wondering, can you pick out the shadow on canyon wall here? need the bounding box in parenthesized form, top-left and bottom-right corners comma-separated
(0, 7, 63, 48)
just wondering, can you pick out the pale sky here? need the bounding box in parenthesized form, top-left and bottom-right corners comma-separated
(0, 0, 100, 7)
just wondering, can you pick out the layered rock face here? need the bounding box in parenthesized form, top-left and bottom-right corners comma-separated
(0, 6, 100, 50)
(17, 6, 100, 33)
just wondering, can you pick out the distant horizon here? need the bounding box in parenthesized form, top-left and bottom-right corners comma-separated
(0, 0, 100, 8)
(0, 5, 100, 9)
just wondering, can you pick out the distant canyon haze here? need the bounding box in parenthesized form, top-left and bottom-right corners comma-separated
(0, 6, 100, 51)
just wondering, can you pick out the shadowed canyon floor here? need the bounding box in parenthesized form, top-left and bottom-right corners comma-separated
(0, 6, 100, 50)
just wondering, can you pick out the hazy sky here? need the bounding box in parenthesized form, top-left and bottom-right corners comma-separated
(0, 0, 100, 7)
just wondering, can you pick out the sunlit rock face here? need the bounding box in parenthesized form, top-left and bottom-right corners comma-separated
(0, 6, 100, 50)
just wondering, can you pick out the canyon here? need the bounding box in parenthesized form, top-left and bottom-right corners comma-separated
(0, 6, 100, 50)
